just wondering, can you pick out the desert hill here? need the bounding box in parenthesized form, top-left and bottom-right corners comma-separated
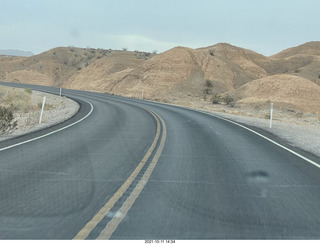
(74, 44, 271, 101)
(1, 47, 155, 87)
(272, 42, 320, 59)
(1, 42, 320, 115)
(269, 43, 320, 85)
(230, 74, 320, 113)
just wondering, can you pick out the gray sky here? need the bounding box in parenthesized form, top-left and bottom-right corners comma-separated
(1, 0, 319, 56)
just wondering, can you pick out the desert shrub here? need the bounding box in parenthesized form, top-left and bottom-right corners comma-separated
(205, 79, 213, 87)
(212, 94, 221, 104)
(0, 106, 17, 133)
(2, 89, 32, 112)
(203, 88, 212, 95)
(25, 88, 32, 94)
(37, 102, 54, 110)
(223, 95, 235, 107)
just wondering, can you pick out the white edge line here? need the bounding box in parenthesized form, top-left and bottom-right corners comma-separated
(0, 99, 94, 152)
(202, 111, 320, 169)
(134, 98, 320, 169)
(122, 96, 320, 170)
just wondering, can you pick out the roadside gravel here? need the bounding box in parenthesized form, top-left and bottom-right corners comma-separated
(202, 110, 320, 159)
(0, 90, 79, 141)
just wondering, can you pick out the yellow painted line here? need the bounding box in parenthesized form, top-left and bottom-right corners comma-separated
(97, 112, 167, 240)
(73, 108, 161, 240)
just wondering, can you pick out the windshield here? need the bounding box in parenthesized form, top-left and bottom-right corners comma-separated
(1, 0, 320, 241)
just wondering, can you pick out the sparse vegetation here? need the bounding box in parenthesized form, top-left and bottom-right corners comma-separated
(212, 94, 222, 104)
(37, 102, 54, 110)
(203, 88, 212, 95)
(0, 106, 17, 133)
(205, 79, 213, 87)
(211, 94, 235, 107)
(223, 95, 235, 107)
(1, 88, 33, 112)
(25, 88, 32, 94)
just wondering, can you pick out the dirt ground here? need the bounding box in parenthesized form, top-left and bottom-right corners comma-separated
(0, 90, 79, 141)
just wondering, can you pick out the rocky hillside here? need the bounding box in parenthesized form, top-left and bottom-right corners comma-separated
(0, 47, 155, 87)
(1, 42, 320, 114)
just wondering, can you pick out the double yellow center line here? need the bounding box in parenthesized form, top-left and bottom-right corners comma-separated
(73, 108, 167, 240)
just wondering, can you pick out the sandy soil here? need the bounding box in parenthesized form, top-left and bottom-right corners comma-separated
(0, 91, 79, 141)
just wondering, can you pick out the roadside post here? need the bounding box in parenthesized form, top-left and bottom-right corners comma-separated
(269, 103, 273, 128)
(59, 87, 62, 97)
(39, 96, 46, 124)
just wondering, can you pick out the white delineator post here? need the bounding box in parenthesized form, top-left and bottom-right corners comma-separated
(39, 96, 46, 124)
(269, 103, 274, 129)
(59, 87, 62, 97)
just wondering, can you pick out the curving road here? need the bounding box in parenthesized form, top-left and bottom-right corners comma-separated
(0, 82, 320, 240)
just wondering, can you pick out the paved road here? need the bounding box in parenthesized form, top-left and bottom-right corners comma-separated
(0, 82, 320, 239)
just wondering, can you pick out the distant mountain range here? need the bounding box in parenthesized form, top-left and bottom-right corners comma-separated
(0, 49, 33, 57)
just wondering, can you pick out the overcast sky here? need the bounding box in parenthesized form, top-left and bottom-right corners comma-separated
(1, 0, 319, 56)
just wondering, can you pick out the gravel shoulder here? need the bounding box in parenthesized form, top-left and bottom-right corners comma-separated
(158, 99, 320, 159)
(201, 109, 320, 159)
(0, 90, 79, 142)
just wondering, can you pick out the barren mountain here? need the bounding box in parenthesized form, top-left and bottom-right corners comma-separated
(271, 48, 320, 86)
(272, 42, 320, 59)
(229, 74, 320, 113)
(1, 42, 320, 115)
(82, 44, 272, 102)
(64, 52, 146, 91)
(0, 49, 33, 57)
(2, 47, 155, 87)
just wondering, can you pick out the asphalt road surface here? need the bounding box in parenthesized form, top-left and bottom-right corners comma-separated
(0, 82, 320, 240)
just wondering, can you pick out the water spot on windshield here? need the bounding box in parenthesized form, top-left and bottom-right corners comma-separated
(246, 170, 269, 184)
(246, 170, 269, 198)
